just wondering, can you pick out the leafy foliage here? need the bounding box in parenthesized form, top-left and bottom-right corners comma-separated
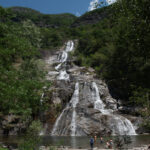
(0, 148, 8, 150)
(74, 0, 150, 118)
(19, 120, 42, 150)
(40, 27, 67, 49)
(10, 6, 77, 28)
(0, 7, 45, 119)
(0, 5, 75, 136)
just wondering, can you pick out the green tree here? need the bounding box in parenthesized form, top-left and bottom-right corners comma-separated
(19, 120, 42, 150)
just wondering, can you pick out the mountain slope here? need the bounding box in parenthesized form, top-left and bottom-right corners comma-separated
(72, 5, 112, 27)
(10, 6, 77, 27)
(73, 0, 150, 131)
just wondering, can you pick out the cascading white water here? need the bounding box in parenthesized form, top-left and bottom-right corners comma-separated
(92, 82, 105, 110)
(51, 83, 79, 136)
(55, 41, 74, 79)
(59, 51, 68, 63)
(51, 106, 69, 135)
(110, 116, 137, 135)
(66, 41, 74, 52)
(92, 82, 136, 135)
(92, 82, 111, 114)
(55, 51, 67, 71)
(57, 70, 70, 81)
(50, 41, 137, 136)
(40, 93, 44, 104)
(39, 92, 45, 135)
(70, 82, 79, 136)
(55, 63, 62, 71)
(51, 41, 75, 135)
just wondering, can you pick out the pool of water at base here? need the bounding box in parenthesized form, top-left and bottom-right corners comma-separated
(0, 135, 150, 149)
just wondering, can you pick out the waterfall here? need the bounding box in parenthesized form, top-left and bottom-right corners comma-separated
(92, 82, 111, 114)
(66, 41, 74, 52)
(55, 40, 74, 80)
(40, 93, 44, 104)
(39, 93, 44, 135)
(40, 86, 47, 104)
(59, 51, 68, 63)
(92, 82, 136, 135)
(55, 63, 62, 71)
(70, 82, 79, 136)
(50, 41, 137, 136)
(55, 51, 68, 71)
(110, 116, 137, 135)
(51, 106, 69, 135)
(51, 40, 75, 135)
(51, 82, 79, 136)
(57, 70, 70, 81)
(92, 82, 105, 110)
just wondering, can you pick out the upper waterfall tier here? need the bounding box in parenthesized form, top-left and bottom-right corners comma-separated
(54, 40, 74, 80)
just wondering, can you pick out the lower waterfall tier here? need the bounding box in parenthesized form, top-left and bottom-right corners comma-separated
(50, 81, 136, 136)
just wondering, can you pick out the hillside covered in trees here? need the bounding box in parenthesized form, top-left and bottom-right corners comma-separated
(74, 0, 150, 117)
(10, 6, 77, 28)
(0, 6, 76, 135)
(0, 0, 150, 137)
(73, 0, 150, 131)
(0, 6, 44, 125)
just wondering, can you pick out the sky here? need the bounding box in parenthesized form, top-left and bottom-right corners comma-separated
(0, 0, 116, 16)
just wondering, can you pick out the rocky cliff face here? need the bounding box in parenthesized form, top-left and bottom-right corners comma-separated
(41, 41, 143, 136)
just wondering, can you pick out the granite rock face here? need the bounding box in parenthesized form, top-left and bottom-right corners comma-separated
(41, 41, 138, 136)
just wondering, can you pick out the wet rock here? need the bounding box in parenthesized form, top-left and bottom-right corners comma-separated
(105, 97, 117, 110)
(41, 41, 141, 136)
